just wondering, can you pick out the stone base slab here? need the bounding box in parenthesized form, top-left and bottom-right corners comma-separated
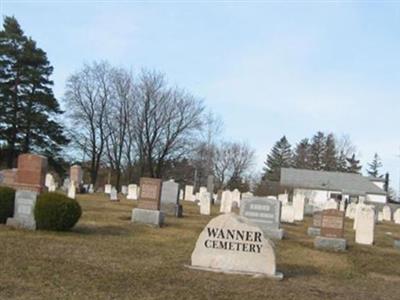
(6, 217, 36, 230)
(185, 265, 284, 280)
(394, 240, 400, 249)
(307, 227, 321, 237)
(314, 236, 346, 252)
(131, 208, 164, 227)
(263, 228, 284, 240)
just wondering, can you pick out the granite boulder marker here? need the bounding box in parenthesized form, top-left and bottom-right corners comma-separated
(240, 197, 284, 240)
(189, 213, 283, 279)
(131, 178, 164, 226)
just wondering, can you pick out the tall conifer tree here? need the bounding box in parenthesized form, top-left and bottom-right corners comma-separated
(263, 136, 292, 181)
(0, 16, 67, 167)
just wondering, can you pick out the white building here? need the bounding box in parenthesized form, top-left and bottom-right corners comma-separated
(280, 168, 387, 210)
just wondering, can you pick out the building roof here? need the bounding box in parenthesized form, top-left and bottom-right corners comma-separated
(280, 168, 386, 196)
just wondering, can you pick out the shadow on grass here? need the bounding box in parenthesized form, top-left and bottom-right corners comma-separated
(278, 263, 320, 278)
(73, 225, 132, 236)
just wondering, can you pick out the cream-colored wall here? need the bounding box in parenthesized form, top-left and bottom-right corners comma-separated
(366, 193, 386, 204)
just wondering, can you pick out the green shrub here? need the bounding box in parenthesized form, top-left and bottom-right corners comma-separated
(34, 192, 82, 231)
(0, 186, 15, 223)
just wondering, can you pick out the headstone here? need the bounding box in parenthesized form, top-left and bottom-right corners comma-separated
(184, 185, 194, 201)
(70, 165, 83, 188)
(353, 203, 367, 230)
(127, 184, 138, 200)
(104, 184, 112, 194)
(315, 209, 346, 251)
(281, 204, 295, 223)
(14, 154, 48, 193)
(339, 200, 345, 211)
(189, 213, 283, 279)
(278, 194, 288, 204)
(88, 184, 94, 194)
(110, 187, 118, 201)
(355, 206, 375, 245)
(0, 169, 17, 187)
(242, 192, 254, 199)
(200, 192, 211, 215)
(324, 199, 338, 210)
(393, 209, 400, 224)
(216, 189, 223, 205)
(160, 180, 182, 217)
(293, 193, 305, 221)
(61, 178, 69, 192)
(220, 191, 233, 213)
(179, 189, 184, 201)
(121, 185, 128, 195)
(232, 189, 241, 208)
(382, 205, 391, 221)
(240, 197, 284, 240)
(45, 173, 54, 189)
(131, 177, 164, 226)
(307, 212, 322, 237)
(68, 181, 76, 199)
(6, 190, 37, 230)
(345, 203, 356, 219)
(378, 211, 384, 222)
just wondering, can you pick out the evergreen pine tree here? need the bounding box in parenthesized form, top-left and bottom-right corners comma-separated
(0, 16, 67, 167)
(293, 138, 311, 169)
(323, 133, 337, 171)
(367, 153, 383, 177)
(263, 136, 292, 181)
(310, 131, 326, 170)
(336, 150, 347, 172)
(346, 153, 362, 174)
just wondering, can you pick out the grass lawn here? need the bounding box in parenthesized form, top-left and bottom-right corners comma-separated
(2, 194, 400, 300)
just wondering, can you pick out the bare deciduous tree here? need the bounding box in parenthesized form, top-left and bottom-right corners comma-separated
(104, 68, 134, 190)
(64, 62, 112, 186)
(133, 70, 204, 178)
(214, 141, 255, 190)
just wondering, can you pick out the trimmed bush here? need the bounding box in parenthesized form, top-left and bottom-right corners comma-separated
(34, 192, 82, 231)
(0, 186, 15, 224)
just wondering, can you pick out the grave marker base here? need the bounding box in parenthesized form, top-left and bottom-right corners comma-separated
(185, 265, 284, 280)
(314, 236, 346, 252)
(307, 227, 321, 237)
(6, 217, 36, 230)
(263, 228, 285, 240)
(131, 208, 164, 227)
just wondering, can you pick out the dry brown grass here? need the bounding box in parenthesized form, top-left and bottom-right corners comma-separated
(1, 194, 400, 299)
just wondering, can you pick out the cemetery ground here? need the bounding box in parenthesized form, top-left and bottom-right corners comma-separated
(1, 197, 400, 300)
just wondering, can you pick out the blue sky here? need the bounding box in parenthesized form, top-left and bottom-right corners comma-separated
(2, 1, 400, 192)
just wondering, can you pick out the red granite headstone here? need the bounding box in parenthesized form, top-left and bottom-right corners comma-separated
(14, 154, 48, 193)
(70, 165, 83, 187)
(320, 209, 345, 238)
(138, 177, 162, 210)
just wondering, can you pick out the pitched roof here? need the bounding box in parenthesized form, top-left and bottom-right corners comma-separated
(280, 168, 386, 195)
